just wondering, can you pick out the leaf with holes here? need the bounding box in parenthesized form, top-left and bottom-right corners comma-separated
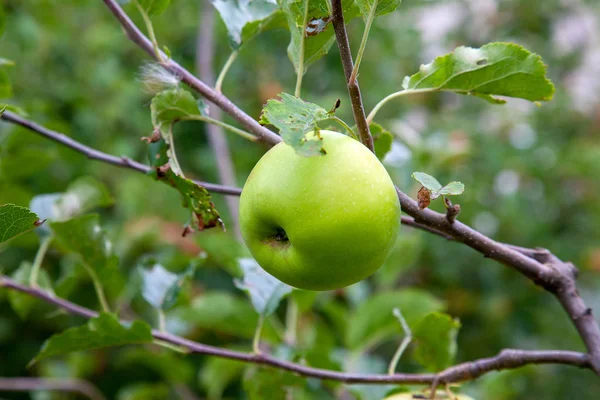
(151, 89, 201, 136)
(260, 93, 330, 156)
(403, 42, 555, 104)
(33, 313, 153, 362)
(234, 257, 292, 316)
(146, 137, 223, 233)
(412, 312, 461, 372)
(0, 204, 44, 244)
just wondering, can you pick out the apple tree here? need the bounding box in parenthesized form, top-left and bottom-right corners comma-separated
(1, 0, 600, 399)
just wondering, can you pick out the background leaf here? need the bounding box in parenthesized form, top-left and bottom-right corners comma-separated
(50, 214, 118, 272)
(355, 0, 402, 18)
(212, 0, 280, 48)
(370, 122, 393, 160)
(34, 313, 153, 362)
(412, 312, 461, 372)
(402, 42, 555, 103)
(346, 290, 444, 349)
(7, 261, 54, 319)
(137, 0, 172, 16)
(234, 257, 292, 316)
(0, 204, 42, 243)
(139, 261, 194, 310)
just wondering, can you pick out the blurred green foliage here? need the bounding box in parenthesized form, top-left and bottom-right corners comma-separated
(1, 0, 600, 399)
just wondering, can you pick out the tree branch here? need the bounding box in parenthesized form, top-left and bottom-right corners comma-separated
(0, 378, 107, 400)
(0, 276, 591, 385)
(0, 110, 241, 196)
(330, 0, 374, 152)
(101, 0, 281, 147)
(196, 0, 241, 240)
(327, 0, 600, 373)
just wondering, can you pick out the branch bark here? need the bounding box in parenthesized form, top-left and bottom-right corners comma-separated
(0, 110, 241, 196)
(0, 276, 591, 385)
(330, 0, 375, 152)
(101, 0, 281, 147)
(0, 378, 107, 400)
(196, 0, 241, 239)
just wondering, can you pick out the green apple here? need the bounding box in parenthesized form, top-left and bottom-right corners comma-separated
(239, 130, 401, 291)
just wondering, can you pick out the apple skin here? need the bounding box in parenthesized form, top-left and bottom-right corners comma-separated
(239, 130, 401, 291)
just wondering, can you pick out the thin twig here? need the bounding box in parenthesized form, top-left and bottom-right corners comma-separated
(388, 307, 412, 375)
(101, 0, 282, 146)
(295, 0, 310, 97)
(29, 235, 53, 289)
(0, 276, 591, 385)
(349, 0, 379, 84)
(0, 378, 107, 400)
(0, 110, 241, 196)
(215, 50, 239, 94)
(330, 0, 374, 152)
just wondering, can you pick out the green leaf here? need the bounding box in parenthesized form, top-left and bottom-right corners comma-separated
(243, 366, 306, 400)
(115, 347, 195, 383)
(355, 0, 401, 18)
(411, 172, 442, 192)
(0, 58, 14, 67)
(146, 137, 223, 233)
(412, 312, 461, 372)
(346, 289, 444, 349)
(0, 103, 27, 116)
(139, 261, 194, 310)
(8, 261, 54, 320)
(260, 92, 330, 156)
(279, 0, 334, 74)
(176, 292, 275, 339)
(29, 176, 113, 237)
(0, 3, 5, 37)
(116, 383, 171, 400)
(0, 70, 12, 99)
(34, 313, 153, 362)
(137, 0, 171, 16)
(0, 204, 43, 244)
(438, 181, 465, 196)
(200, 356, 247, 400)
(151, 88, 200, 136)
(370, 122, 393, 160)
(235, 257, 292, 316)
(402, 42, 555, 103)
(411, 172, 464, 200)
(212, 0, 280, 48)
(50, 214, 119, 271)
